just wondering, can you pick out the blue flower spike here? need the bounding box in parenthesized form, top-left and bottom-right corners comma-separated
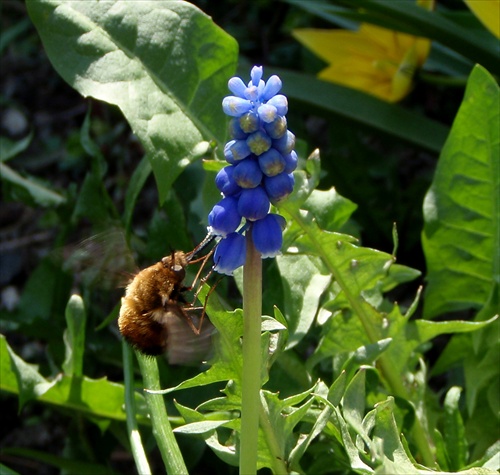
(207, 66, 297, 274)
(213, 232, 247, 276)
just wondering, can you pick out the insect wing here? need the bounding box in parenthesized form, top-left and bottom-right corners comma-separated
(61, 228, 136, 289)
(164, 308, 214, 365)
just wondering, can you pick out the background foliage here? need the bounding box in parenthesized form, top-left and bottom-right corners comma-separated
(0, 0, 498, 474)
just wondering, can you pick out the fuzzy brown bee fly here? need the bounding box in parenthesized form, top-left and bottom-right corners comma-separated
(118, 236, 215, 357)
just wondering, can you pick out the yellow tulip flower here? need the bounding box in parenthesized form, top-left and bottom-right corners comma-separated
(464, 0, 500, 38)
(293, 24, 431, 102)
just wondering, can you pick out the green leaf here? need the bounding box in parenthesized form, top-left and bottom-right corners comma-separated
(434, 428, 450, 471)
(79, 109, 107, 178)
(276, 254, 332, 348)
(464, 319, 500, 414)
(0, 448, 118, 475)
(62, 294, 86, 378)
(13, 257, 71, 335)
(157, 286, 244, 394)
(302, 188, 358, 232)
(0, 16, 32, 53)
(72, 170, 119, 225)
(328, 371, 347, 407)
(333, 405, 373, 473)
(0, 463, 20, 475)
(122, 155, 152, 231)
(0, 131, 33, 162)
(1, 335, 148, 423)
(174, 401, 239, 467)
(422, 65, 500, 318)
(384, 315, 497, 382)
(342, 339, 392, 382)
(288, 403, 332, 472)
(173, 419, 234, 435)
(0, 162, 66, 207)
(273, 68, 449, 153)
(3, 336, 58, 410)
(443, 387, 467, 471)
(342, 368, 370, 446)
(27, 0, 238, 203)
(371, 397, 419, 474)
(261, 387, 316, 470)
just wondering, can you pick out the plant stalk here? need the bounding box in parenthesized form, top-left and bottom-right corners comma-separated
(123, 342, 152, 475)
(240, 231, 263, 474)
(136, 351, 188, 475)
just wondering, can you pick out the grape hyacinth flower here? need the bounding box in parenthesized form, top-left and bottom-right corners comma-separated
(208, 66, 297, 275)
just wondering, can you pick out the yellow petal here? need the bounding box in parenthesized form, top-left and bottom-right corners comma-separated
(415, 37, 431, 66)
(392, 44, 419, 101)
(417, 0, 435, 11)
(359, 23, 402, 58)
(293, 22, 431, 103)
(464, 0, 500, 38)
(318, 63, 396, 102)
(292, 29, 389, 64)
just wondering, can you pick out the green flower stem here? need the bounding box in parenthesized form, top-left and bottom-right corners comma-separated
(136, 351, 188, 475)
(240, 231, 263, 475)
(122, 342, 152, 475)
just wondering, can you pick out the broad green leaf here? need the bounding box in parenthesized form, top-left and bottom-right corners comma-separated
(1, 335, 148, 423)
(3, 336, 58, 410)
(272, 68, 449, 153)
(0, 162, 66, 207)
(27, 0, 238, 202)
(422, 65, 500, 318)
(276, 254, 332, 348)
(302, 188, 358, 232)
